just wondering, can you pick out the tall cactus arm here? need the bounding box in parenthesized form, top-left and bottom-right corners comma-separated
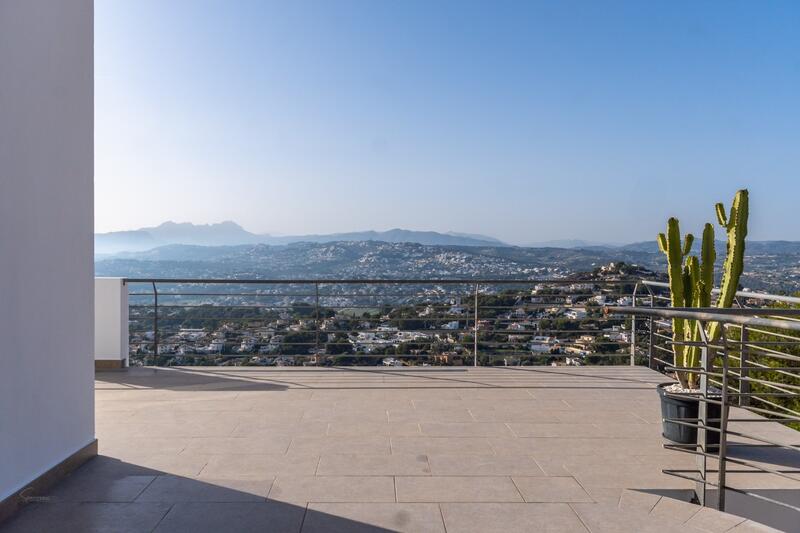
(682, 234, 694, 256)
(716, 203, 728, 227)
(658, 218, 690, 309)
(683, 255, 702, 386)
(657, 217, 692, 387)
(657, 233, 668, 254)
(707, 189, 749, 342)
(717, 189, 748, 308)
(682, 260, 696, 310)
(699, 223, 716, 308)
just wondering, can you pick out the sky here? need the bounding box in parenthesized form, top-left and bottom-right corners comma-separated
(95, 1, 800, 245)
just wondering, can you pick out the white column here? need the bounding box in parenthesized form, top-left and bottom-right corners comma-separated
(94, 278, 129, 368)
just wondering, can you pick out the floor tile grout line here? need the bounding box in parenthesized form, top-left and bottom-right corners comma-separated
(567, 502, 593, 533)
(504, 422, 519, 438)
(132, 474, 161, 503)
(194, 458, 211, 478)
(645, 495, 663, 514)
(265, 476, 278, 500)
(567, 474, 594, 504)
(672, 498, 704, 525)
(297, 503, 310, 533)
(508, 475, 527, 503)
(148, 503, 175, 533)
(437, 503, 448, 533)
(528, 455, 550, 476)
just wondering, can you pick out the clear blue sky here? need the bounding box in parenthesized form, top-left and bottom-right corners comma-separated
(95, 1, 800, 244)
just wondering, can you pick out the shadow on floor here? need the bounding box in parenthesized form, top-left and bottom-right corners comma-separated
(96, 367, 292, 392)
(0, 456, 397, 533)
(98, 365, 665, 393)
(727, 443, 800, 470)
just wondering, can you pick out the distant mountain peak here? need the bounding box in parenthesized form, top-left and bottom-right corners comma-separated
(149, 220, 246, 230)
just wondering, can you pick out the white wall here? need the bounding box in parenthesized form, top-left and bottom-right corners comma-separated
(0, 1, 94, 501)
(95, 278, 129, 365)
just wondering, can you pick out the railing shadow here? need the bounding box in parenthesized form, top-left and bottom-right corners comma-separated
(96, 367, 292, 392)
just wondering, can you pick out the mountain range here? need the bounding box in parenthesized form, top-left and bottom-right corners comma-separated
(95, 221, 505, 254)
(95, 221, 800, 257)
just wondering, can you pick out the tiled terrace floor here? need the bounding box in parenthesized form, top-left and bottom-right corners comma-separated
(2, 366, 791, 532)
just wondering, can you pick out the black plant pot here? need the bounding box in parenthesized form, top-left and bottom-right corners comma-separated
(657, 383, 720, 447)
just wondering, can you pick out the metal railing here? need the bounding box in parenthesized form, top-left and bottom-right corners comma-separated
(609, 297, 800, 516)
(124, 277, 642, 367)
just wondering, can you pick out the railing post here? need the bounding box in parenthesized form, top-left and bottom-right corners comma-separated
(646, 282, 655, 369)
(630, 284, 637, 366)
(717, 327, 730, 512)
(696, 322, 710, 507)
(739, 325, 750, 407)
(473, 283, 479, 367)
(152, 281, 159, 367)
(315, 282, 320, 366)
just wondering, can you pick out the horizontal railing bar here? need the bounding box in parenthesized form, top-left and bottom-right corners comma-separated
(606, 306, 800, 332)
(127, 278, 638, 285)
(642, 280, 800, 305)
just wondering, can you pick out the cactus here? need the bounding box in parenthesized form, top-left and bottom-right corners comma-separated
(656, 191, 747, 390)
(657, 218, 694, 387)
(706, 190, 748, 343)
(682, 224, 716, 389)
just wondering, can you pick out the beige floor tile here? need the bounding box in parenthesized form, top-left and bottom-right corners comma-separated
(303, 503, 445, 532)
(507, 422, 600, 438)
(288, 435, 392, 455)
(316, 454, 431, 476)
(99, 437, 190, 456)
(388, 408, 475, 423)
(395, 476, 523, 502)
(198, 453, 320, 479)
(427, 454, 545, 476)
(457, 388, 537, 400)
(327, 421, 421, 436)
(469, 408, 562, 423)
(230, 421, 329, 437)
(182, 436, 292, 455)
(268, 475, 395, 504)
(440, 502, 588, 533)
(512, 476, 593, 503)
(391, 436, 495, 455)
(420, 422, 514, 437)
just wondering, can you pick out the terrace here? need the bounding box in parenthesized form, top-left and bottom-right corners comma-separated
(2, 366, 782, 533)
(2, 279, 799, 532)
